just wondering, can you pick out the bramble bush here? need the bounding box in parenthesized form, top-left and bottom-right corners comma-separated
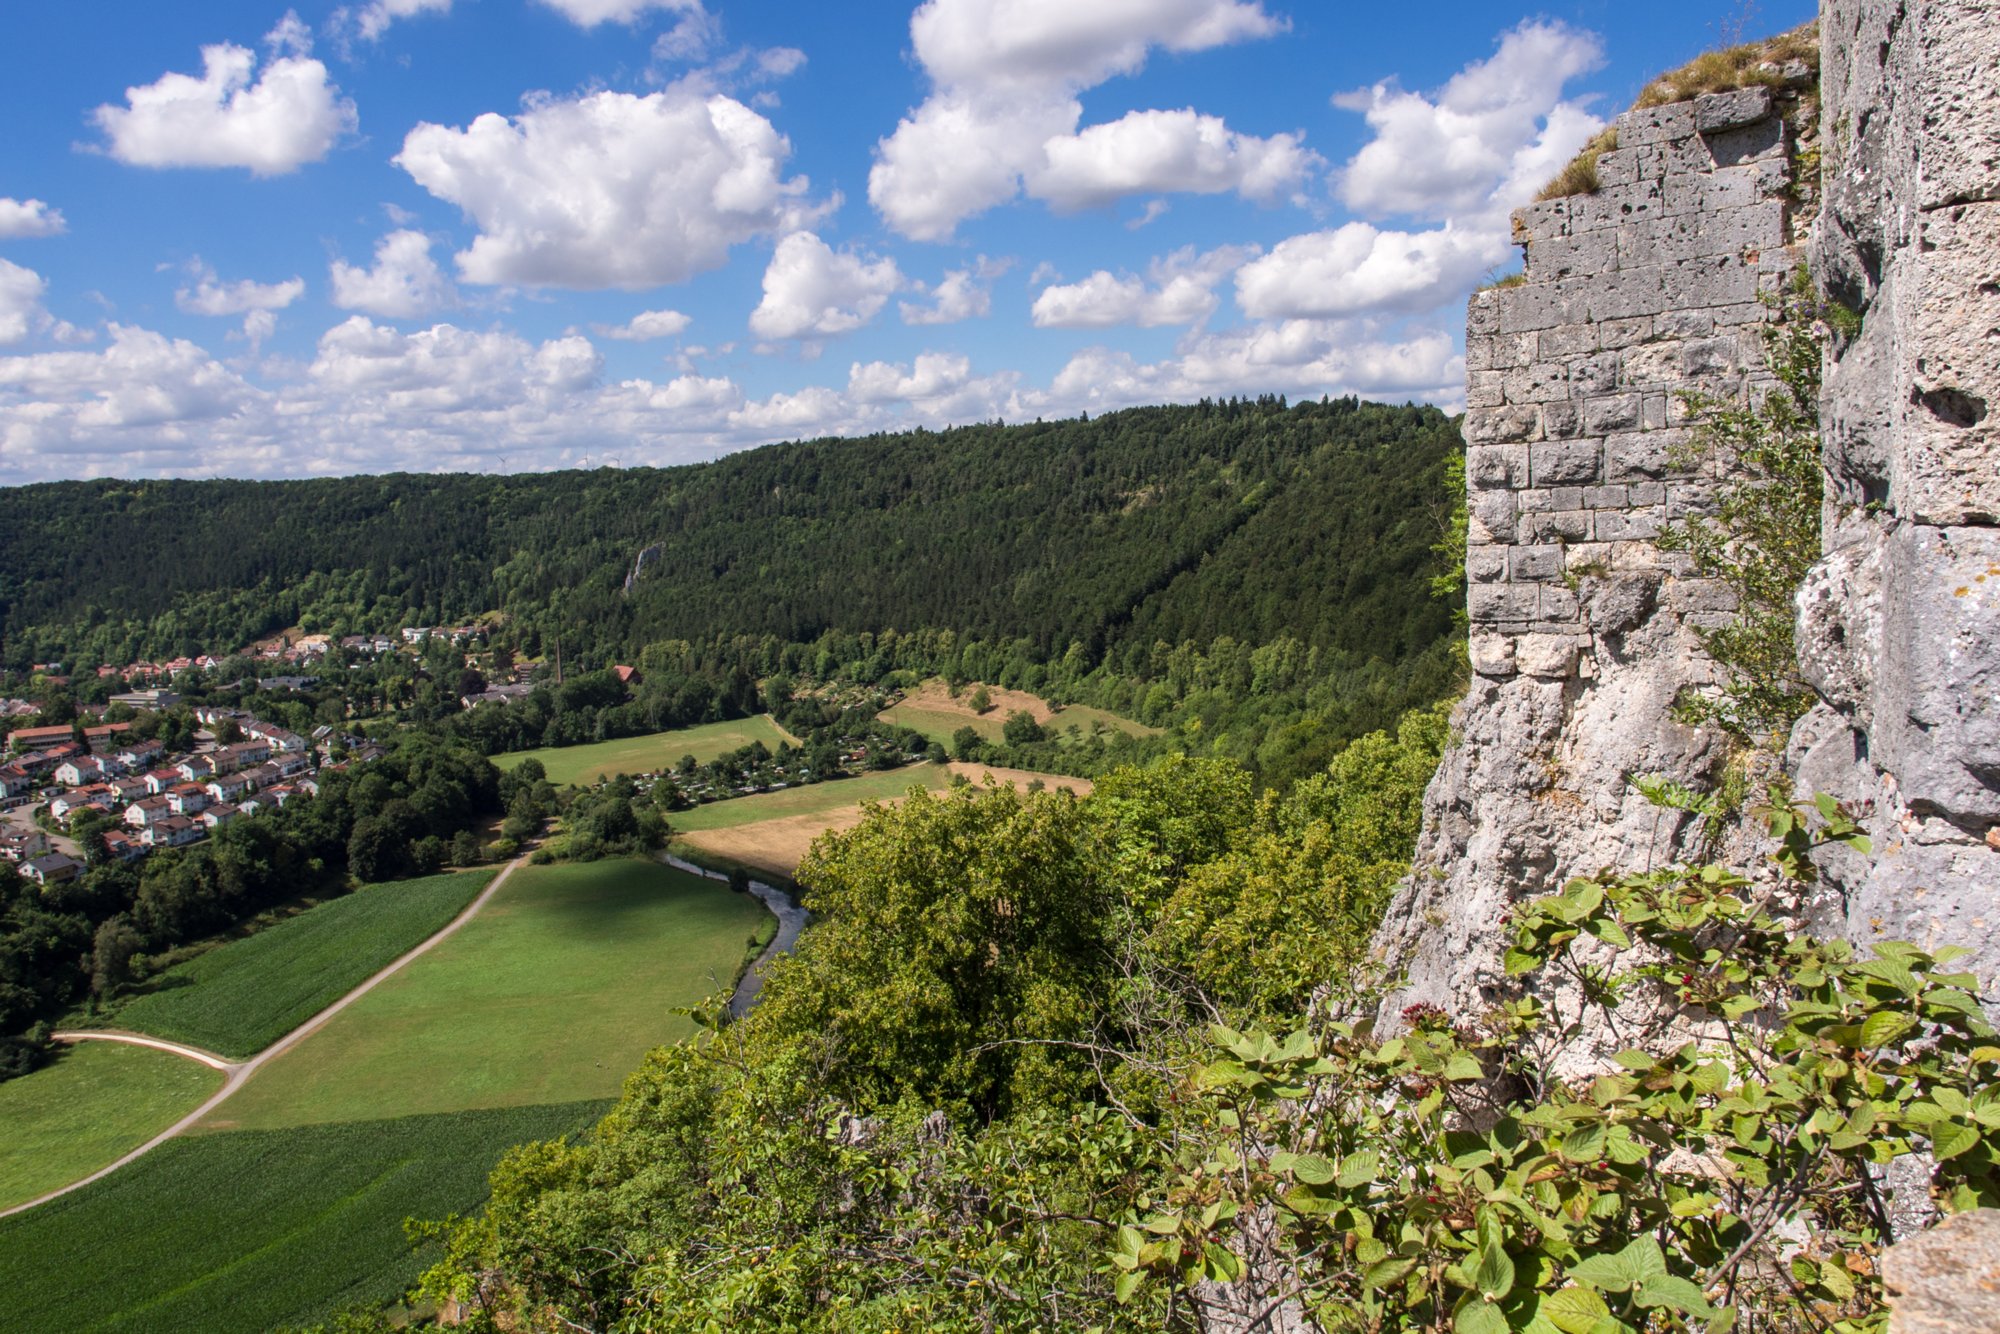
(1125, 793, 1998, 1332)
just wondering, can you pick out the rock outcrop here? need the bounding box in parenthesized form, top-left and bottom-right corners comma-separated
(1375, 78, 1810, 1019)
(1377, 0, 2000, 1020)
(1881, 1208, 2000, 1334)
(1795, 0, 2000, 1000)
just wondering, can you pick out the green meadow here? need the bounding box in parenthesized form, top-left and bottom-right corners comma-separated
(209, 857, 766, 1129)
(85, 870, 495, 1059)
(666, 765, 956, 832)
(0, 1101, 602, 1333)
(0, 1041, 223, 1212)
(494, 714, 799, 786)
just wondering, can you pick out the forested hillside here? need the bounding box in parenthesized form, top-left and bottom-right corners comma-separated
(0, 397, 1457, 675)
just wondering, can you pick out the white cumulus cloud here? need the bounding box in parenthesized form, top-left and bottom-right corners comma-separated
(0, 261, 49, 345)
(340, 0, 453, 43)
(92, 31, 357, 176)
(1033, 244, 1255, 328)
(330, 230, 458, 319)
(536, 0, 707, 29)
(1336, 20, 1605, 223)
(1030, 108, 1317, 212)
(1234, 223, 1503, 320)
(175, 264, 306, 318)
(749, 232, 904, 341)
(871, 0, 1294, 239)
(900, 256, 1009, 326)
(397, 87, 816, 290)
(0, 199, 66, 240)
(593, 309, 693, 341)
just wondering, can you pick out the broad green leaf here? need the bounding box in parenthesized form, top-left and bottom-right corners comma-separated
(1364, 1256, 1418, 1290)
(1859, 1010, 1916, 1049)
(1290, 1153, 1337, 1185)
(1636, 1274, 1715, 1313)
(1454, 1298, 1509, 1334)
(1543, 1286, 1611, 1334)
(1337, 1149, 1380, 1189)
(1473, 1243, 1516, 1300)
(1932, 1121, 1981, 1161)
(1444, 1053, 1487, 1082)
(1560, 1123, 1607, 1164)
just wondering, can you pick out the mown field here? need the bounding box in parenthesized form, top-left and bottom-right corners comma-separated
(495, 714, 799, 786)
(0, 1041, 223, 1211)
(208, 857, 767, 1129)
(84, 870, 496, 1059)
(672, 763, 1094, 879)
(0, 1101, 603, 1333)
(877, 679, 1159, 747)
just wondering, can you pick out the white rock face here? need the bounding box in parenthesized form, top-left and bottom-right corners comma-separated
(1805, 0, 2000, 1000)
(1376, 0, 2000, 1021)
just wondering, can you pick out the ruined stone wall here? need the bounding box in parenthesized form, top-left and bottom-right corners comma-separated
(1376, 0, 2000, 1022)
(1375, 83, 1809, 1018)
(1795, 0, 2000, 995)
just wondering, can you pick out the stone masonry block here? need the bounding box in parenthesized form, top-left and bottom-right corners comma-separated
(1704, 117, 1787, 169)
(1567, 267, 1667, 320)
(1575, 180, 1670, 231)
(1593, 507, 1666, 541)
(1503, 362, 1572, 404)
(1510, 198, 1578, 246)
(1468, 490, 1518, 544)
(1695, 87, 1774, 133)
(1529, 440, 1602, 486)
(1620, 342, 1684, 386)
(1605, 429, 1688, 481)
(1468, 584, 1540, 625)
(1463, 404, 1543, 445)
(1496, 283, 1572, 334)
(1570, 353, 1621, 396)
(1516, 633, 1586, 678)
(1468, 633, 1517, 677)
(1584, 485, 1630, 508)
(1520, 486, 1583, 513)
(1466, 333, 1535, 372)
(1467, 290, 1501, 336)
(1537, 587, 1581, 622)
(1594, 317, 1656, 350)
(1618, 102, 1697, 146)
(1665, 164, 1769, 215)
(1521, 509, 1593, 543)
(1585, 394, 1643, 434)
(1467, 370, 1505, 409)
(1535, 324, 1600, 359)
(1466, 443, 1526, 489)
(1541, 401, 1582, 439)
(1917, 2, 2000, 211)
(1510, 545, 1567, 582)
(1643, 395, 1673, 430)
(1628, 482, 1666, 505)
(1466, 548, 1507, 583)
(1660, 255, 1763, 310)
(1619, 202, 1788, 268)
(1680, 335, 1743, 377)
(1657, 309, 1717, 339)
(1529, 231, 1620, 280)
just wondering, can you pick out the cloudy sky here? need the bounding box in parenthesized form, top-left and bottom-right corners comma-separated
(0, 0, 1811, 482)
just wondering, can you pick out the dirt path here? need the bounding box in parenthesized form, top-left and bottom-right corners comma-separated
(0, 855, 528, 1221)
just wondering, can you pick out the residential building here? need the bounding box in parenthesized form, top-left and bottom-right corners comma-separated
(22, 853, 82, 885)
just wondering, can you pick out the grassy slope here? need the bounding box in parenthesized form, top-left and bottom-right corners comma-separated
(209, 857, 765, 1129)
(0, 1042, 224, 1211)
(0, 1101, 602, 1334)
(878, 680, 1159, 749)
(495, 715, 798, 786)
(87, 870, 496, 1059)
(668, 766, 957, 832)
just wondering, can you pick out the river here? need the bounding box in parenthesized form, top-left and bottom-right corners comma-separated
(660, 853, 808, 1018)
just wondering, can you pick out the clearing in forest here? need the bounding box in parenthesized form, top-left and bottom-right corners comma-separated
(0, 1041, 224, 1212)
(204, 857, 766, 1129)
(494, 714, 800, 786)
(877, 678, 1159, 747)
(79, 870, 496, 1059)
(0, 1100, 599, 1333)
(673, 762, 1095, 880)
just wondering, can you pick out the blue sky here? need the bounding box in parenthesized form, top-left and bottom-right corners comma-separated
(0, 0, 1813, 481)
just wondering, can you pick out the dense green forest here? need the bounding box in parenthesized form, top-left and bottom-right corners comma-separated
(0, 397, 1457, 676)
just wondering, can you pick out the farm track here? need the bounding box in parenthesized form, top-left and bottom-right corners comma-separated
(0, 855, 527, 1220)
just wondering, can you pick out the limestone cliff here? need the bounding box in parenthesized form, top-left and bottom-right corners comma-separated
(1375, 0, 1999, 1021)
